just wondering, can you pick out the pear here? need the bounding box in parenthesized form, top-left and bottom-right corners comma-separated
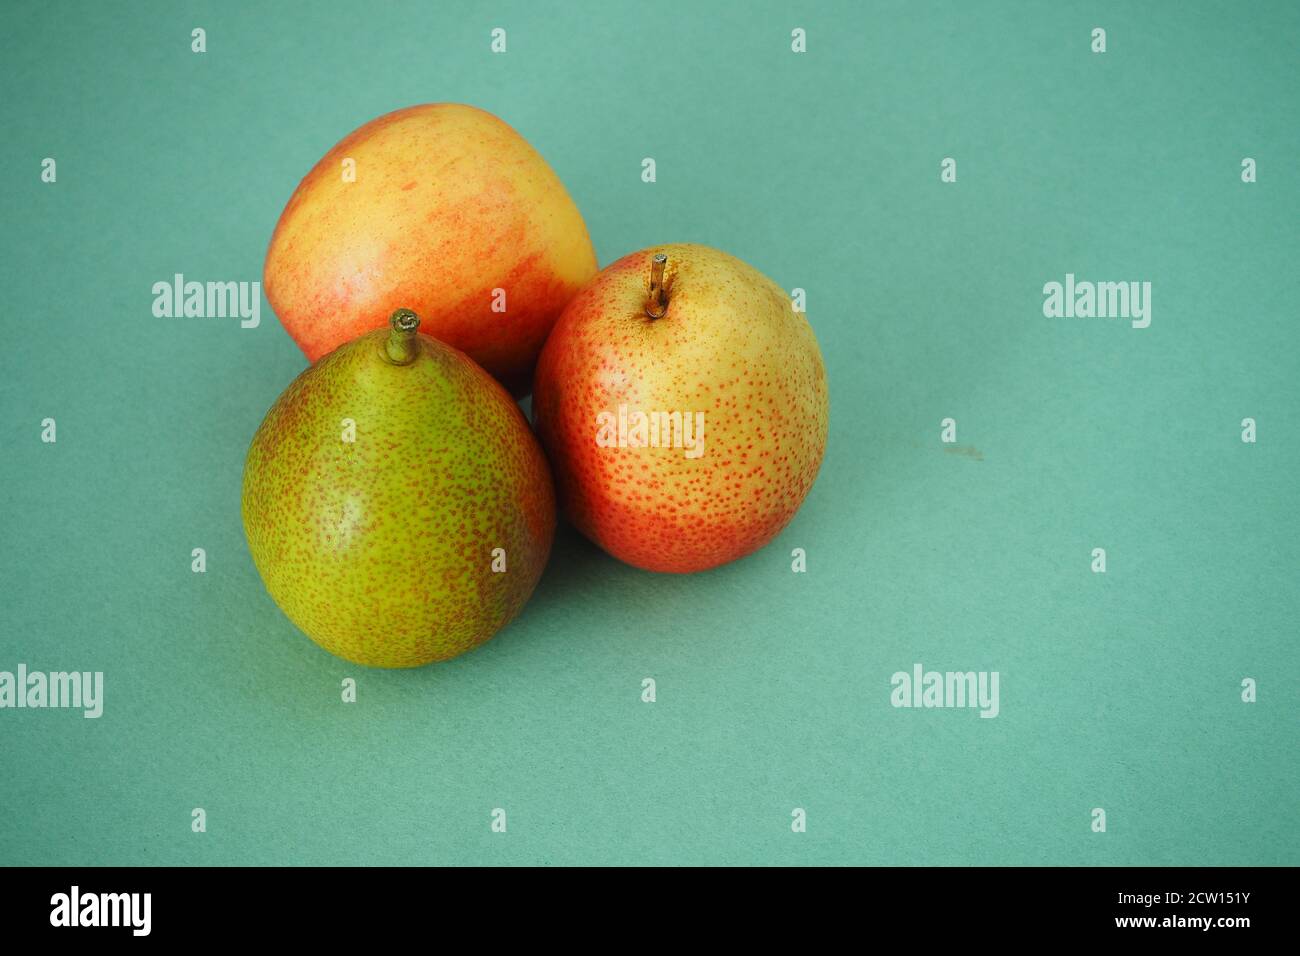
(533, 244, 828, 573)
(263, 104, 597, 395)
(241, 310, 556, 667)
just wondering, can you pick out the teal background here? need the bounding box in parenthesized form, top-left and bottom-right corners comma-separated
(2, 1, 1296, 866)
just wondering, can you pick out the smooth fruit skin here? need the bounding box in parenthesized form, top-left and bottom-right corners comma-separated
(533, 244, 829, 573)
(242, 326, 556, 667)
(263, 104, 597, 395)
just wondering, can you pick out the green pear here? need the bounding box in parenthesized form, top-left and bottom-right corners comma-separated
(241, 309, 556, 667)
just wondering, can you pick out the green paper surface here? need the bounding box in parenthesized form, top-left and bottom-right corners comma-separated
(1, 0, 1296, 866)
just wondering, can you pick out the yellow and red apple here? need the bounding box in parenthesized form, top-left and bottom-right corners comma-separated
(264, 104, 597, 394)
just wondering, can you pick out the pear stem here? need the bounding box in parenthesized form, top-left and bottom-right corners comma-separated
(645, 253, 668, 319)
(385, 309, 420, 365)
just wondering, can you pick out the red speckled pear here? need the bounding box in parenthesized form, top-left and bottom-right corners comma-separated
(263, 104, 597, 395)
(242, 309, 556, 667)
(533, 244, 829, 574)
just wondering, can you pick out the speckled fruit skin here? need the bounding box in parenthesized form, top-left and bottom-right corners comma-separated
(263, 104, 597, 395)
(241, 328, 556, 667)
(533, 243, 829, 574)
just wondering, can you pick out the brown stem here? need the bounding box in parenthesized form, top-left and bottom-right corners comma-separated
(645, 253, 668, 319)
(385, 309, 420, 365)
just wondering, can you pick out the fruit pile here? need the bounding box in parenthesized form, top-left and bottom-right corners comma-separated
(242, 104, 829, 668)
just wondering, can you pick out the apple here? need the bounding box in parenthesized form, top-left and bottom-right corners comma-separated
(532, 243, 829, 573)
(264, 103, 597, 394)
